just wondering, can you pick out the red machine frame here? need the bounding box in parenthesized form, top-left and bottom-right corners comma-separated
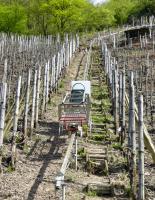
(58, 82, 91, 133)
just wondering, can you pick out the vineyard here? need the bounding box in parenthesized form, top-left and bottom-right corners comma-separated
(0, 20, 155, 200)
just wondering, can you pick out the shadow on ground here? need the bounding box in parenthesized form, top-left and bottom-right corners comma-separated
(27, 121, 66, 200)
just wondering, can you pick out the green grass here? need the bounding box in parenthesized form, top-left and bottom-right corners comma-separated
(66, 175, 76, 182)
(48, 99, 57, 107)
(86, 190, 97, 197)
(23, 144, 30, 155)
(125, 186, 132, 197)
(82, 125, 88, 137)
(0, 146, 7, 157)
(78, 147, 86, 158)
(92, 115, 113, 124)
(3, 133, 11, 144)
(6, 165, 15, 173)
(92, 116, 103, 123)
(101, 99, 111, 110)
(91, 134, 105, 141)
(112, 142, 123, 151)
(59, 80, 64, 88)
(32, 134, 42, 142)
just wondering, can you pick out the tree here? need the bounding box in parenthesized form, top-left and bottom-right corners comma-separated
(0, 4, 27, 33)
(1, 0, 154, 35)
(105, 0, 136, 25)
(128, 0, 155, 19)
(46, 0, 89, 34)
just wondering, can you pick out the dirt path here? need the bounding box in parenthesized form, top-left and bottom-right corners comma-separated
(0, 49, 87, 200)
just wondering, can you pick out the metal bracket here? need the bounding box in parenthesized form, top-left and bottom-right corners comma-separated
(55, 172, 64, 189)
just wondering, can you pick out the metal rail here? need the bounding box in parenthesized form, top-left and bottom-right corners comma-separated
(55, 133, 76, 188)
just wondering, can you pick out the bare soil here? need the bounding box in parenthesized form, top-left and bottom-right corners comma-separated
(0, 50, 86, 200)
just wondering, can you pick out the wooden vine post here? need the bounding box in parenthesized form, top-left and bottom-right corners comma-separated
(75, 136, 78, 171)
(2, 59, 8, 83)
(0, 83, 7, 146)
(128, 75, 136, 198)
(128, 71, 134, 147)
(114, 69, 119, 134)
(62, 184, 66, 200)
(35, 65, 41, 128)
(0, 83, 7, 172)
(41, 64, 47, 117)
(120, 70, 126, 143)
(138, 95, 145, 200)
(45, 62, 50, 111)
(30, 69, 37, 138)
(23, 69, 31, 140)
(11, 76, 21, 169)
(119, 73, 122, 124)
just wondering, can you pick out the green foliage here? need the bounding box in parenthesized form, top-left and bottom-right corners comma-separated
(101, 99, 111, 111)
(91, 134, 105, 141)
(92, 114, 112, 124)
(59, 80, 64, 89)
(78, 147, 86, 157)
(92, 115, 103, 123)
(6, 164, 15, 173)
(105, 0, 136, 25)
(105, 0, 155, 25)
(0, 0, 154, 34)
(0, 0, 115, 34)
(125, 186, 132, 197)
(86, 190, 97, 197)
(112, 142, 123, 150)
(84, 4, 115, 31)
(128, 0, 155, 19)
(66, 174, 76, 182)
(23, 144, 30, 155)
(82, 124, 88, 137)
(0, 4, 27, 33)
(97, 91, 109, 100)
(48, 0, 88, 34)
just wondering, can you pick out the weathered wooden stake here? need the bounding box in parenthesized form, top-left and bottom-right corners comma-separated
(62, 184, 66, 200)
(30, 69, 37, 137)
(41, 64, 47, 117)
(45, 62, 49, 111)
(138, 95, 145, 200)
(11, 76, 21, 169)
(75, 137, 78, 171)
(23, 69, 31, 139)
(121, 71, 126, 143)
(35, 65, 41, 128)
(0, 83, 7, 147)
(114, 69, 119, 134)
(128, 71, 134, 147)
(2, 59, 7, 83)
(153, 31, 155, 52)
(119, 73, 122, 124)
(0, 82, 7, 172)
(113, 34, 116, 49)
(129, 83, 136, 198)
(112, 69, 115, 111)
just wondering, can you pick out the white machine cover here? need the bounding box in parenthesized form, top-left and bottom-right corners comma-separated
(71, 81, 91, 96)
